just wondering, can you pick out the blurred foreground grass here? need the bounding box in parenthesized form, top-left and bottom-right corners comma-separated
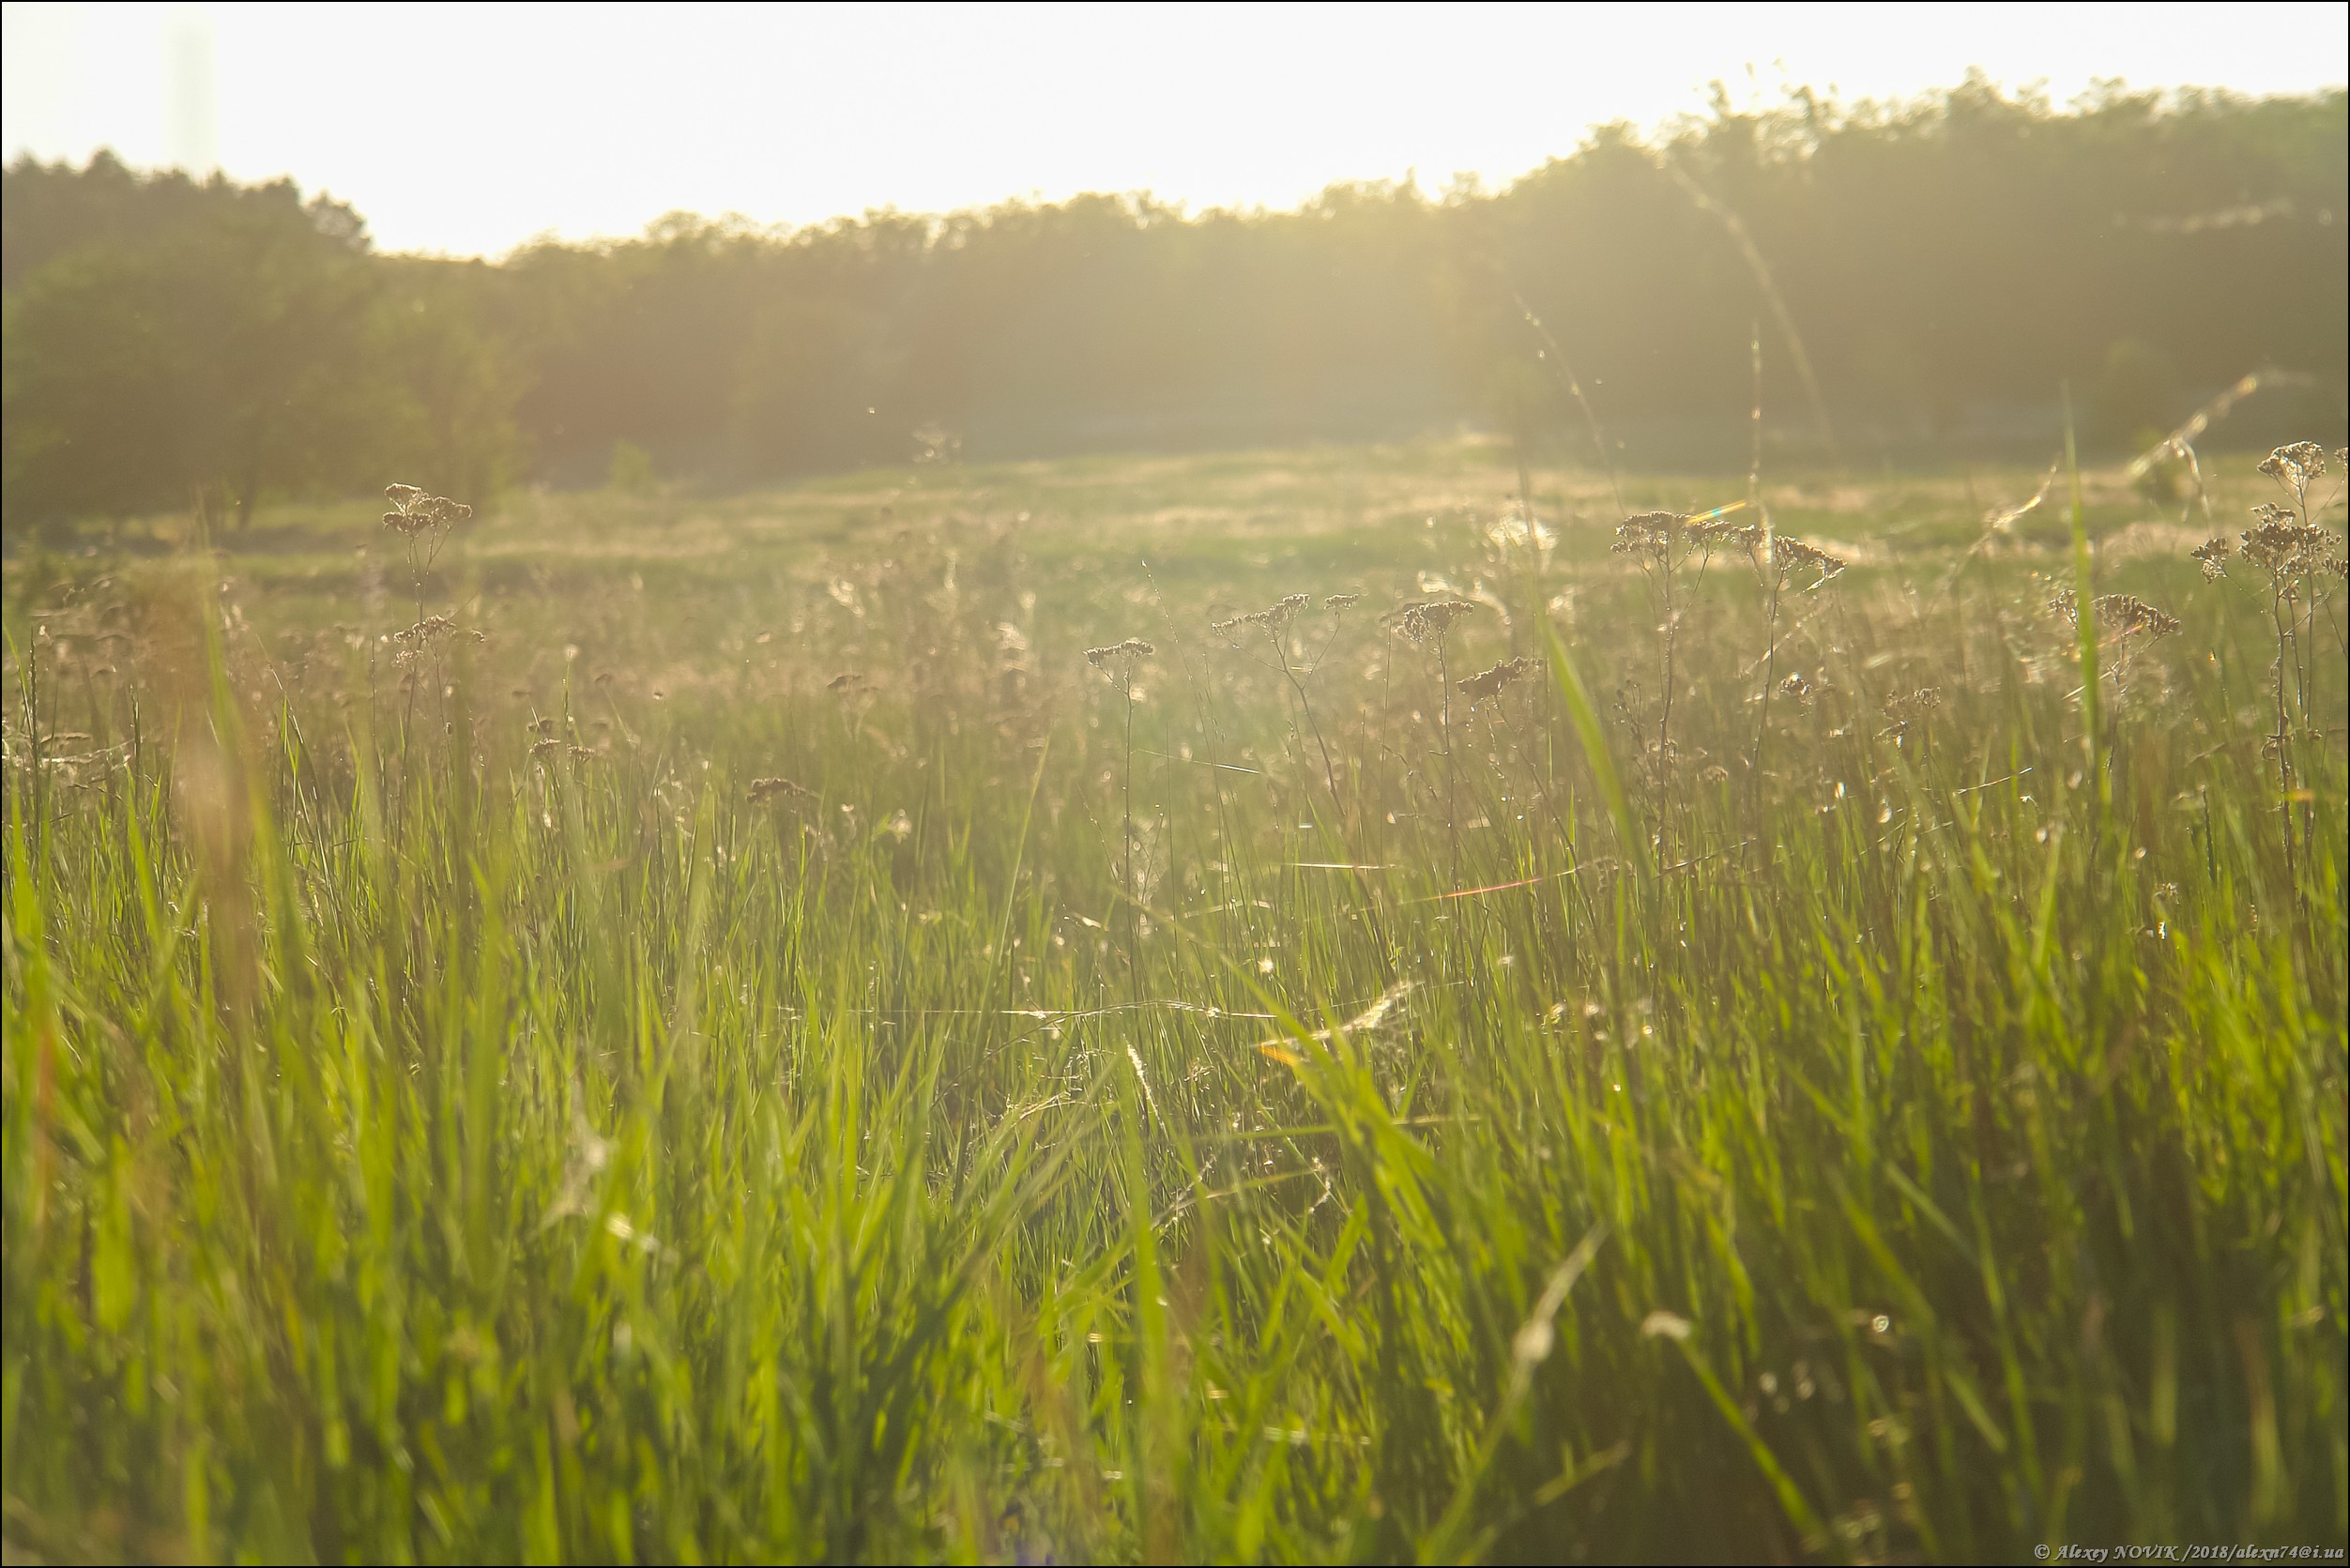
(4, 439, 2344, 1562)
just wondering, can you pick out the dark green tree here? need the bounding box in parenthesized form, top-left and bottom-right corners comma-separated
(6, 168, 389, 525)
(6, 79, 2343, 525)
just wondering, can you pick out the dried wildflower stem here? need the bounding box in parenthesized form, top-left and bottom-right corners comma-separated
(379, 484, 476, 821)
(1086, 638, 1156, 988)
(2268, 577, 2297, 812)
(1745, 328, 1775, 814)
(2241, 442, 2337, 905)
(1752, 535, 1784, 810)
(1381, 600, 1476, 882)
(1438, 630, 1458, 882)
(1611, 510, 1711, 855)
(1123, 654, 1137, 982)
(1657, 515, 1680, 803)
(2063, 394, 2109, 821)
(1278, 626, 1342, 815)
(1216, 595, 1342, 815)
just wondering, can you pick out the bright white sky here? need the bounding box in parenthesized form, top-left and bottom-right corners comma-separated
(5, 1, 2345, 258)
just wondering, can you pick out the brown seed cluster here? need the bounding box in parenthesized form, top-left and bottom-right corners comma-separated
(1213, 594, 1312, 638)
(747, 776, 816, 805)
(389, 611, 483, 668)
(2052, 590, 2181, 639)
(2237, 514, 2333, 582)
(1688, 515, 1762, 553)
(2255, 442, 2327, 491)
(2190, 456, 2345, 583)
(1769, 536, 1847, 586)
(1456, 656, 1538, 701)
(1384, 599, 1477, 644)
(525, 717, 600, 763)
(392, 613, 481, 648)
(1882, 688, 1943, 727)
(1084, 638, 1156, 668)
(1610, 511, 1681, 560)
(382, 484, 473, 537)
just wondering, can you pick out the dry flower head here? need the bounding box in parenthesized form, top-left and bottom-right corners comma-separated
(1084, 638, 1156, 668)
(382, 485, 474, 537)
(1690, 518, 1762, 554)
(1882, 688, 1943, 726)
(1610, 512, 1680, 560)
(1456, 656, 1538, 702)
(2051, 590, 2181, 639)
(1384, 599, 1477, 644)
(2237, 514, 2332, 582)
(1769, 536, 1847, 586)
(1213, 595, 1311, 639)
(2256, 442, 2326, 491)
(390, 612, 482, 667)
(748, 776, 816, 805)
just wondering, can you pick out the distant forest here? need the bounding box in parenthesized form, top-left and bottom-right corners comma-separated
(4, 77, 2344, 525)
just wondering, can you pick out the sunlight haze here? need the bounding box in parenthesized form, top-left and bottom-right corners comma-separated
(5, 0, 2346, 257)
(6, 4, 2347, 1560)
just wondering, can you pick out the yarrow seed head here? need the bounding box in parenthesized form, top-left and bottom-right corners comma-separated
(1705, 523, 1765, 553)
(1456, 655, 1537, 701)
(381, 484, 474, 537)
(2256, 442, 2326, 491)
(2052, 590, 2181, 639)
(1687, 512, 1762, 553)
(1610, 511, 1679, 560)
(1085, 638, 1154, 669)
(1769, 535, 1847, 586)
(389, 613, 482, 666)
(1213, 594, 1313, 639)
(2238, 513, 2331, 582)
(1384, 599, 1477, 644)
(747, 776, 816, 805)
(1882, 688, 1943, 727)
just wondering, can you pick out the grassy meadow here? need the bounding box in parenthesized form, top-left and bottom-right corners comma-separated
(3, 435, 2345, 1562)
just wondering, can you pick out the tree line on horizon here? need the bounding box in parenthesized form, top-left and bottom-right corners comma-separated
(3, 76, 2344, 527)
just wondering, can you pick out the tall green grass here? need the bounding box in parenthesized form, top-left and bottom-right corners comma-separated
(3, 451, 2343, 1562)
